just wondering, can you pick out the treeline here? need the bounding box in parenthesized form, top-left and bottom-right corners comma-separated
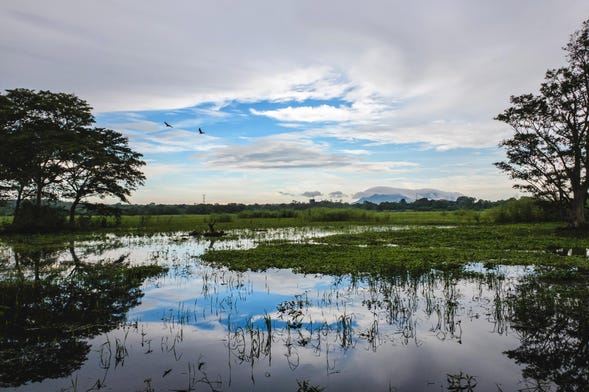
(0, 196, 567, 227)
(0, 195, 553, 216)
(359, 196, 498, 211)
(90, 196, 499, 216)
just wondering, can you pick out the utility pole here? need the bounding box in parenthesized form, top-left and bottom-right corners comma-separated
(203, 194, 206, 204)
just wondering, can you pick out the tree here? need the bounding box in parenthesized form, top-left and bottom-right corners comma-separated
(0, 89, 94, 212)
(0, 88, 145, 229)
(495, 19, 589, 227)
(60, 127, 146, 224)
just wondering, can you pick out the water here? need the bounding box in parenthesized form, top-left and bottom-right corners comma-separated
(0, 228, 587, 391)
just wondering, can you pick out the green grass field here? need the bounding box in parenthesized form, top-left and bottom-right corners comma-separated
(0, 199, 558, 232)
(107, 208, 488, 232)
(2, 208, 588, 275)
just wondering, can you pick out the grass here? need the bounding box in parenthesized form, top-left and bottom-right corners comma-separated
(201, 223, 589, 275)
(99, 209, 487, 232)
(1, 208, 492, 233)
(3, 209, 588, 276)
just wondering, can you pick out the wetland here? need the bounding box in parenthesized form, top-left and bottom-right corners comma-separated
(0, 223, 588, 391)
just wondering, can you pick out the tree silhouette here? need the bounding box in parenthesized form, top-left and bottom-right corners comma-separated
(0, 89, 93, 213)
(496, 19, 589, 227)
(60, 127, 145, 224)
(0, 88, 145, 231)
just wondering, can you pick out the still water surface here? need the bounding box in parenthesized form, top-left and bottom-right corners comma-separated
(0, 227, 586, 391)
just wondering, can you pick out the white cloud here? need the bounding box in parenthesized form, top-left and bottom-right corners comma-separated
(2, 0, 587, 202)
(251, 104, 354, 123)
(307, 119, 508, 150)
(3, 0, 586, 115)
(341, 149, 370, 155)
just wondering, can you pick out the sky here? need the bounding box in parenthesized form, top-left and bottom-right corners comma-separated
(2, 1, 589, 204)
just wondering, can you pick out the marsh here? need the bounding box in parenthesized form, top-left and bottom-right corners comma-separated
(0, 226, 587, 391)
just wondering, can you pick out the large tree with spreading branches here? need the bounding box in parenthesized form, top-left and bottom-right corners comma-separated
(496, 19, 589, 227)
(0, 88, 145, 230)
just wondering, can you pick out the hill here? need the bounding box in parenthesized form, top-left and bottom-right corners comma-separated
(353, 187, 463, 204)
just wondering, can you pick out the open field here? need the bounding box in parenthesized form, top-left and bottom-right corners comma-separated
(1, 198, 559, 232)
(79, 208, 506, 231)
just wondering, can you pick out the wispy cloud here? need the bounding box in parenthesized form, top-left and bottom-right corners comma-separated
(202, 138, 354, 169)
(199, 134, 416, 172)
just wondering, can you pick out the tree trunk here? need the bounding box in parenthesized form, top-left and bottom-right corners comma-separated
(12, 185, 24, 225)
(35, 184, 43, 208)
(69, 198, 80, 225)
(569, 192, 587, 228)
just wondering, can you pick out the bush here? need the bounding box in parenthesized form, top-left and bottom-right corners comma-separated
(209, 214, 233, 223)
(237, 209, 298, 219)
(304, 207, 371, 222)
(486, 197, 556, 223)
(10, 201, 67, 233)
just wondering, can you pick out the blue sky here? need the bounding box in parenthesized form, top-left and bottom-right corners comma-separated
(3, 1, 589, 204)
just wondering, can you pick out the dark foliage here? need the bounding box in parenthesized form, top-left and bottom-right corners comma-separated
(8, 201, 66, 233)
(0, 89, 145, 232)
(496, 19, 589, 227)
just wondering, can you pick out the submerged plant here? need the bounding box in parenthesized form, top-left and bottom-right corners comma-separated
(296, 379, 325, 392)
(447, 372, 478, 391)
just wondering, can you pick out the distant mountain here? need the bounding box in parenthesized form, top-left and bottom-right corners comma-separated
(353, 187, 463, 204)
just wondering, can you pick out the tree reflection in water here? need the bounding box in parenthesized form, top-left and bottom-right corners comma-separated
(505, 270, 589, 391)
(0, 240, 166, 388)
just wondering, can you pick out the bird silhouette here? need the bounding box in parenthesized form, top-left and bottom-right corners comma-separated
(164, 122, 173, 128)
(198, 128, 205, 134)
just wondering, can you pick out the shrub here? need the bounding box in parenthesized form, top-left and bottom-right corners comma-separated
(305, 207, 372, 222)
(10, 201, 67, 233)
(486, 197, 556, 223)
(210, 214, 233, 223)
(238, 209, 298, 219)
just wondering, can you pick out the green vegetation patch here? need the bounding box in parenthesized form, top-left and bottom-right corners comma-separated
(86, 209, 492, 233)
(201, 224, 589, 275)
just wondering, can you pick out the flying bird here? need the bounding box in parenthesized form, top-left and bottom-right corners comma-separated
(164, 122, 173, 128)
(198, 128, 205, 134)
